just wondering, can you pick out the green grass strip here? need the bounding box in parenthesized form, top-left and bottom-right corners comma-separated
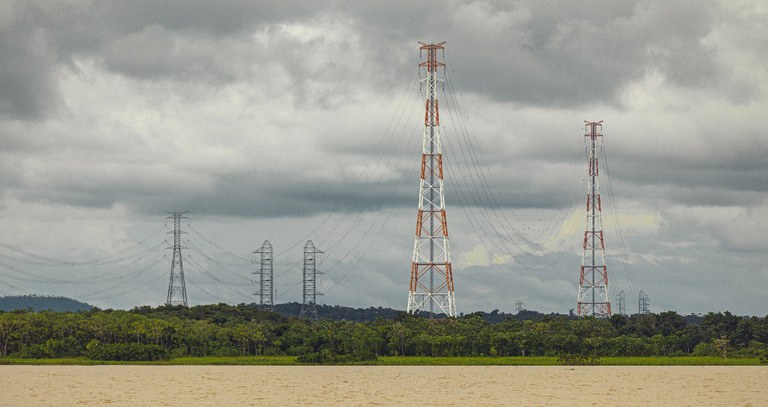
(0, 356, 762, 366)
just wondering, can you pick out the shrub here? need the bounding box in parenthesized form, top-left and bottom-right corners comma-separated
(212, 347, 240, 357)
(15, 344, 52, 359)
(87, 343, 168, 361)
(296, 352, 323, 364)
(14, 338, 84, 358)
(692, 342, 716, 357)
(352, 350, 378, 362)
(46, 337, 83, 358)
(169, 347, 188, 359)
(296, 349, 378, 365)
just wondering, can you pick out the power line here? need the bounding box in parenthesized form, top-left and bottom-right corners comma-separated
(0, 225, 165, 267)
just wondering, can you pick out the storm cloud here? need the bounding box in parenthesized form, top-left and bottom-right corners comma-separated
(0, 0, 766, 315)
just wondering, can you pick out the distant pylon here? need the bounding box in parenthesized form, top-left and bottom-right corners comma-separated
(300, 240, 323, 319)
(616, 290, 626, 316)
(515, 300, 526, 314)
(407, 41, 456, 318)
(166, 211, 189, 307)
(577, 121, 611, 318)
(253, 240, 274, 310)
(638, 290, 650, 314)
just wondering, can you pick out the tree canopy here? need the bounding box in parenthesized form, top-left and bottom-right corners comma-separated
(1, 303, 766, 362)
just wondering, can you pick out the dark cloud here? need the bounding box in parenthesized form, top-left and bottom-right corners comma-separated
(0, 0, 734, 120)
(0, 3, 59, 118)
(0, 0, 767, 314)
(0, 0, 327, 119)
(340, 0, 726, 107)
(8, 162, 416, 218)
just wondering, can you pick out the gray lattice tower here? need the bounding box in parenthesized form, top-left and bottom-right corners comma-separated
(253, 240, 274, 310)
(577, 121, 611, 318)
(515, 300, 526, 314)
(407, 42, 456, 318)
(166, 211, 189, 307)
(300, 240, 323, 319)
(617, 290, 626, 316)
(638, 290, 650, 314)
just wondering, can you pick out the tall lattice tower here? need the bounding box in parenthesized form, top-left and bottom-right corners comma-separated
(638, 290, 650, 314)
(407, 42, 456, 317)
(577, 121, 611, 318)
(300, 240, 323, 319)
(253, 240, 274, 310)
(616, 290, 626, 316)
(166, 211, 189, 307)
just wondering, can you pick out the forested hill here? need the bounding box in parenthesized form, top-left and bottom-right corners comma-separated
(0, 295, 93, 312)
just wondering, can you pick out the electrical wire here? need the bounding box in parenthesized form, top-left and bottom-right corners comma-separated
(187, 225, 252, 264)
(0, 225, 165, 267)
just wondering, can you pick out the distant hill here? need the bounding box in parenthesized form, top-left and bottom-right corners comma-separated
(0, 295, 93, 312)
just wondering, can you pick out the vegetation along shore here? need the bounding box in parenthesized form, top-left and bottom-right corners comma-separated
(1, 302, 767, 365)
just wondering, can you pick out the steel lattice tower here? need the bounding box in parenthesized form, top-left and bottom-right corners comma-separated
(253, 240, 274, 310)
(407, 42, 456, 318)
(577, 121, 611, 318)
(638, 290, 650, 314)
(300, 240, 323, 319)
(616, 290, 626, 316)
(166, 211, 189, 307)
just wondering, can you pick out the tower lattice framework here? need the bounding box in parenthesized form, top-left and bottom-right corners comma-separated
(253, 240, 274, 310)
(407, 42, 456, 317)
(300, 240, 323, 319)
(166, 211, 189, 307)
(616, 290, 626, 316)
(577, 121, 611, 318)
(639, 290, 650, 314)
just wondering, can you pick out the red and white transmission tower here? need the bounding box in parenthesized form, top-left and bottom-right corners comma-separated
(577, 121, 611, 317)
(407, 42, 456, 317)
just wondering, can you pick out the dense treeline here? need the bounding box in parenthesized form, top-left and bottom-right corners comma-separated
(0, 303, 766, 362)
(271, 303, 404, 322)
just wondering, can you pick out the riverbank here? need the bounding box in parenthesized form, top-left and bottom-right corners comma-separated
(4, 365, 767, 406)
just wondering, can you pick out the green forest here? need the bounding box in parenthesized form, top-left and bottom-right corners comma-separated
(1, 303, 767, 364)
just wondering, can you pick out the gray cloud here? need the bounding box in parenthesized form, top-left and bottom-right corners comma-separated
(339, 0, 729, 107)
(0, 2, 60, 118)
(0, 0, 737, 120)
(0, 0, 767, 314)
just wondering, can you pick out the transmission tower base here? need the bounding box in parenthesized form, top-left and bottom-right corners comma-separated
(407, 292, 456, 317)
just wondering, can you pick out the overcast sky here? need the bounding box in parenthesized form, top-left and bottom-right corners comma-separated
(0, 0, 766, 315)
